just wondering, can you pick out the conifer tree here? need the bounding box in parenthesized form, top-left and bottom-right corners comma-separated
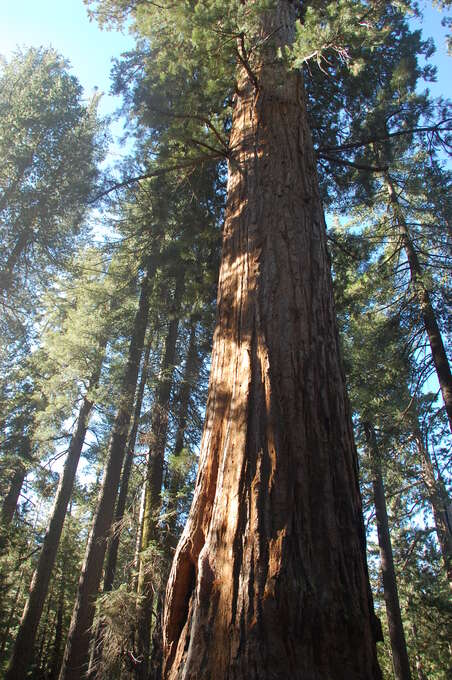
(4, 251, 120, 680)
(135, 269, 185, 679)
(59, 258, 154, 680)
(0, 47, 103, 299)
(330, 218, 451, 679)
(84, 1, 422, 676)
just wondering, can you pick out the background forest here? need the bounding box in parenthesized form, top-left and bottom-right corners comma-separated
(0, 1, 451, 679)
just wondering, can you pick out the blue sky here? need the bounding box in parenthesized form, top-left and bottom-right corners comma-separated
(0, 0, 134, 120)
(0, 1, 450, 107)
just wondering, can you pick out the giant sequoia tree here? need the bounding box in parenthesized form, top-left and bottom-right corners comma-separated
(83, 0, 410, 677)
(163, 5, 381, 679)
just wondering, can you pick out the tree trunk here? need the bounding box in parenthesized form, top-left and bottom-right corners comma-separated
(132, 485, 147, 594)
(0, 574, 23, 662)
(136, 271, 185, 680)
(87, 336, 153, 677)
(364, 423, 412, 680)
(58, 262, 154, 680)
(385, 174, 452, 433)
(104, 335, 153, 593)
(1, 463, 26, 528)
(150, 319, 201, 680)
(166, 319, 200, 542)
(36, 593, 53, 678)
(49, 568, 65, 680)
(162, 4, 381, 679)
(5, 352, 105, 680)
(415, 431, 452, 591)
(409, 621, 429, 680)
(0, 228, 31, 293)
(0, 460, 27, 554)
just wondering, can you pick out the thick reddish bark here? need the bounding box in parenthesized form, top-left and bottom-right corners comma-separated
(364, 423, 412, 680)
(163, 5, 381, 679)
(58, 263, 154, 680)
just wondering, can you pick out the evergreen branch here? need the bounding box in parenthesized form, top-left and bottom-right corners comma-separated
(236, 33, 260, 91)
(326, 232, 362, 260)
(16, 546, 41, 566)
(190, 137, 228, 158)
(141, 107, 230, 153)
(90, 156, 222, 203)
(318, 154, 387, 172)
(317, 120, 452, 154)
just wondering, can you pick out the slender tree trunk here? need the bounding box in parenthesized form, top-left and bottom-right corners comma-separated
(36, 594, 53, 678)
(87, 336, 153, 677)
(49, 569, 65, 680)
(136, 271, 184, 680)
(0, 575, 23, 661)
(385, 173, 452, 433)
(0, 460, 28, 554)
(408, 621, 428, 680)
(1, 462, 27, 528)
(0, 228, 31, 293)
(132, 485, 147, 594)
(163, 4, 381, 679)
(364, 423, 412, 680)
(5, 352, 106, 680)
(415, 431, 452, 590)
(166, 319, 199, 542)
(150, 320, 201, 680)
(105, 335, 153, 593)
(58, 262, 154, 680)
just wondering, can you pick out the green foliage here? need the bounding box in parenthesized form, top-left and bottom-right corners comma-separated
(92, 585, 141, 679)
(291, 0, 391, 67)
(0, 47, 105, 296)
